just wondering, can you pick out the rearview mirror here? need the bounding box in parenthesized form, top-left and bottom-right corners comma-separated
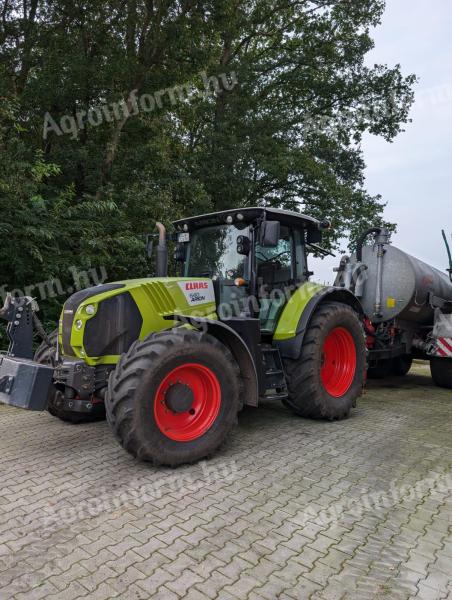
(174, 243, 187, 262)
(307, 229, 323, 244)
(260, 221, 280, 247)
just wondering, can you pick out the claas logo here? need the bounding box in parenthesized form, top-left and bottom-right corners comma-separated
(185, 282, 208, 290)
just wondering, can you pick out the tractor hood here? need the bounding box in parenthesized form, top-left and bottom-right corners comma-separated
(59, 278, 217, 365)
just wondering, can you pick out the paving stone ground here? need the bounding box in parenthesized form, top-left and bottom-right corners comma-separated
(0, 361, 451, 600)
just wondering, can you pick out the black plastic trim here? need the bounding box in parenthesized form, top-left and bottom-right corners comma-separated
(84, 292, 142, 357)
(62, 284, 125, 356)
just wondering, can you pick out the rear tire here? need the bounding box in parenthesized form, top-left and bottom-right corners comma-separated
(282, 302, 366, 420)
(34, 330, 105, 423)
(430, 357, 452, 389)
(106, 329, 241, 466)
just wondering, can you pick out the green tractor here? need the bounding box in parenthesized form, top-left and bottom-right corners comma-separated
(0, 208, 366, 465)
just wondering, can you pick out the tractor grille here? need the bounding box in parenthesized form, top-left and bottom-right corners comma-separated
(141, 281, 177, 315)
(83, 292, 142, 357)
(61, 284, 125, 356)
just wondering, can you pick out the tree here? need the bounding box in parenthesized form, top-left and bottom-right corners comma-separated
(187, 1, 415, 245)
(0, 0, 415, 331)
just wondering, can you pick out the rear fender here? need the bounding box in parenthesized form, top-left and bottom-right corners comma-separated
(166, 316, 259, 407)
(275, 287, 363, 360)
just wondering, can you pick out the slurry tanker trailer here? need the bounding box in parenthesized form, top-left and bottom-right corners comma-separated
(335, 227, 452, 386)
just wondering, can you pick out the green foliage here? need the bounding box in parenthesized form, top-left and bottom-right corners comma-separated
(0, 0, 415, 333)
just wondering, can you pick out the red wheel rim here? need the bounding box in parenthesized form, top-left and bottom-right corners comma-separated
(154, 363, 221, 441)
(321, 327, 357, 397)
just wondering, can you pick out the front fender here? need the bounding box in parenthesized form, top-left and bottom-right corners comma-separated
(274, 285, 363, 360)
(165, 315, 259, 407)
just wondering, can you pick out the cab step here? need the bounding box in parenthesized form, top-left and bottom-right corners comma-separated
(261, 346, 288, 395)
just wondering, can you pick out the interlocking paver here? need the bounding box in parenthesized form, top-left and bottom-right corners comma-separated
(1, 362, 450, 599)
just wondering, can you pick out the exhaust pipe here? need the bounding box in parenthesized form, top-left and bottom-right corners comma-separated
(155, 222, 168, 277)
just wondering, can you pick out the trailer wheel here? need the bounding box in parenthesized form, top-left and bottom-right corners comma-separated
(105, 329, 241, 466)
(34, 330, 105, 423)
(392, 355, 413, 377)
(283, 302, 366, 420)
(430, 357, 452, 389)
(367, 360, 392, 379)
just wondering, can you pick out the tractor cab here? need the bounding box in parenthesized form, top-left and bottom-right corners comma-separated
(173, 207, 327, 333)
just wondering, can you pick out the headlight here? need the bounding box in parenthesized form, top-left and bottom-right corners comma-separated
(85, 304, 95, 315)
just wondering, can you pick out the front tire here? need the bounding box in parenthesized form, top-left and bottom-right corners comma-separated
(430, 357, 452, 389)
(34, 330, 62, 419)
(34, 329, 58, 367)
(106, 329, 241, 466)
(283, 302, 366, 420)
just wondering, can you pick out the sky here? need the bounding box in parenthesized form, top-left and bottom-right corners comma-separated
(311, 0, 452, 284)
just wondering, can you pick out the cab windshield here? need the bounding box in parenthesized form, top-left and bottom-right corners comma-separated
(184, 224, 250, 280)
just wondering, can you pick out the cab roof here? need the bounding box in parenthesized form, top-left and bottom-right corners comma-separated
(173, 207, 323, 231)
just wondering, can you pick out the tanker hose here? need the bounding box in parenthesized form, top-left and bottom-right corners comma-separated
(356, 227, 382, 262)
(442, 230, 452, 281)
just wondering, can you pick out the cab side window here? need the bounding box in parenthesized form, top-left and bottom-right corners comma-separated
(256, 226, 294, 332)
(256, 225, 293, 291)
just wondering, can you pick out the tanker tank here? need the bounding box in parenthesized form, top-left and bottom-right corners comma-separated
(357, 244, 452, 324)
(334, 226, 452, 387)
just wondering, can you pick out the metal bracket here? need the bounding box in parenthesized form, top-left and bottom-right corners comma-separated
(0, 295, 36, 360)
(429, 292, 452, 311)
(54, 360, 96, 399)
